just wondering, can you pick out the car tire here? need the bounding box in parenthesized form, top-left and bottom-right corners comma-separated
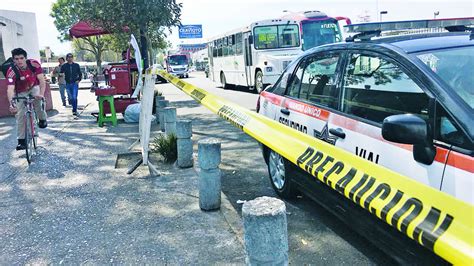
(267, 149, 297, 199)
(255, 70, 265, 93)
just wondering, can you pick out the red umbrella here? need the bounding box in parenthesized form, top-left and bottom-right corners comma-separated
(69, 21, 112, 38)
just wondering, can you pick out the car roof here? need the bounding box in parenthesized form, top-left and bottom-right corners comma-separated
(359, 32, 473, 53)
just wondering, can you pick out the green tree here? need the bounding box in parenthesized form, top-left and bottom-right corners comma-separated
(39, 49, 56, 62)
(50, 0, 181, 69)
(51, 0, 110, 70)
(71, 36, 108, 68)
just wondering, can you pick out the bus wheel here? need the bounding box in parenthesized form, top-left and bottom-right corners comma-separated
(220, 72, 229, 89)
(255, 70, 264, 93)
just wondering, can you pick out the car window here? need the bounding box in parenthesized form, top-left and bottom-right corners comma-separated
(267, 59, 299, 96)
(286, 63, 304, 98)
(299, 55, 340, 109)
(417, 46, 474, 111)
(342, 53, 430, 124)
(436, 104, 473, 150)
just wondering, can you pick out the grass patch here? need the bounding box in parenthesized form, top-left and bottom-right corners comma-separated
(151, 134, 177, 163)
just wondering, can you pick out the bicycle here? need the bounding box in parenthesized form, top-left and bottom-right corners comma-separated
(12, 96, 45, 164)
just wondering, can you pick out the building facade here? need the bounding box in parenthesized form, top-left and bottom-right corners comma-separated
(0, 10, 40, 71)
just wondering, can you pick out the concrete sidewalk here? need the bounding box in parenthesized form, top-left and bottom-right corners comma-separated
(0, 89, 245, 264)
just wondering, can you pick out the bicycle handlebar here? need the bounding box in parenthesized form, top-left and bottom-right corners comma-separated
(12, 96, 34, 101)
(11, 96, 46, 109)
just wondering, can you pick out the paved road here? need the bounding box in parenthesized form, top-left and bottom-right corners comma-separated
(158, 71, 397, 265)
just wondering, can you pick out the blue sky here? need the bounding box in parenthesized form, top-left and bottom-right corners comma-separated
(2, 0, 473, 55)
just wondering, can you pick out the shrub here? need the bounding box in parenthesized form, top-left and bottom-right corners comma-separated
(151, 134, 177, 163)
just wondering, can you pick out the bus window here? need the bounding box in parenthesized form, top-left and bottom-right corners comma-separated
(254, 26, 278, 49)
(229, 35, 236, 56)
(302, 20, 341, 51)
(254, 24, 300, 50)
(223, 37, 229, 56)
(278, 24, 300, 48)
(217, 38, 223, 57)
(236, 33, 243, 55)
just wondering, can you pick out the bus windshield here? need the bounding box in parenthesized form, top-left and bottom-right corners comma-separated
(168, 55, 188, 66)
(301, 19, 341, 51)
(254, 24, 300, 50)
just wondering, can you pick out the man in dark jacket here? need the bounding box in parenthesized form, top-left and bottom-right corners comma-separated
(60, 53, 82, 116)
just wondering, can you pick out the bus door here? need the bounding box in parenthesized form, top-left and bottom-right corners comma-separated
(243, 32, 253, 87)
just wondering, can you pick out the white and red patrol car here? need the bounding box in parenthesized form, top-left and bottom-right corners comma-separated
(257, 18, 474, 206)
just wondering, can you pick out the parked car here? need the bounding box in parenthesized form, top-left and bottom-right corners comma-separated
(257, 18, 474, 262)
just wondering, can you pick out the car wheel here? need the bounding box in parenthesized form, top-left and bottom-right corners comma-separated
(267, 149, 297, 199)
(220, 72, 229, 89)
(255, 70, 264, 93)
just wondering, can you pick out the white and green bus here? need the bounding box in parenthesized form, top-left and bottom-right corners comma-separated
(208, 11, 350, 92)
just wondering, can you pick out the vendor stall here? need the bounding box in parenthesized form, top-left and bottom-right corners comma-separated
(69, 21, 141, 126)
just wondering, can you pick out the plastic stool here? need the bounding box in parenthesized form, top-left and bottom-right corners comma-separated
(98, 95, 117, 127)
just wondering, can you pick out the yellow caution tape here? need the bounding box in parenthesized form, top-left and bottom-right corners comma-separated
(155, 70, 474, 264)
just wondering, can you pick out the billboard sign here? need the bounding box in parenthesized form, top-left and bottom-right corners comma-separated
(178, 43, 207, 53)
(179, 25, 203, 39)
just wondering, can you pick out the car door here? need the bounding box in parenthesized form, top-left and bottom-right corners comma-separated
(279, 52, 344, 136)
(334, 51, 447, 190)
(433, 104, 474, 204)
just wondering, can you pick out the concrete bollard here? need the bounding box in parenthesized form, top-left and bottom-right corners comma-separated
(157, 100, 169, 129)
(154, 95, 165, 115)
(163, 107, 177, 136)
(242, 196, 288, 266)
(176, 120, 193, 168)
(198, 138, 221, 211)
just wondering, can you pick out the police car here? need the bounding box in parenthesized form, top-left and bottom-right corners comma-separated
(257, 18, 474, 207)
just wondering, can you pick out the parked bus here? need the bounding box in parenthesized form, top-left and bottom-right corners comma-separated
(208, 11, 350, 92)
(165, 54, 190, 78)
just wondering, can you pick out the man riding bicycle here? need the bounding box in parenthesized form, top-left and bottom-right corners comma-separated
(6, 48, 48, 150)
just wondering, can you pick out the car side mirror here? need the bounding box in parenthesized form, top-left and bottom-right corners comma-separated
(382, 114, 436, 165)
(249, 35, 254, 45)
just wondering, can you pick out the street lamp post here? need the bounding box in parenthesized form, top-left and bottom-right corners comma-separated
(45, 46, 51, 74)
(379, 11, 388, 22)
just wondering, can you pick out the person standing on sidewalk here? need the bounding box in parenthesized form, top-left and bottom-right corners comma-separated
(60, 53, 82, 116)
(6, 48, 48, 150)
(102, 65, 110, 85)
(52, 57, 69, 106)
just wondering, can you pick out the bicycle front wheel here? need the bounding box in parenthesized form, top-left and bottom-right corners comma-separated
(25, 112, 34, 164)
(32, 110, 38, 149)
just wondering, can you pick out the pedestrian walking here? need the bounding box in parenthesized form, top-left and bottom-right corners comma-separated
(52, 57, 69, 106)
(60, 53, 82, 116)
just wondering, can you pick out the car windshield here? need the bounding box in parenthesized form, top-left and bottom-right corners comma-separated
(416, 46, 474, 110)
(254, 24, 300, 49)
(301, 19, 341, 51)
(168, 55, 187, 66)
